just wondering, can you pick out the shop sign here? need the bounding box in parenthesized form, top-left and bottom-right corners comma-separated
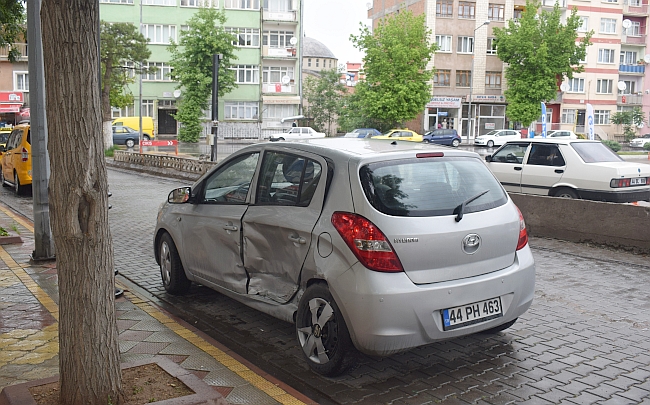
(427, 97, 461, 108)
(437, 111, 448, 116)
(0, 91, 23, 104)
(485, 122, 495, 129)
(472, 95, 506, 103)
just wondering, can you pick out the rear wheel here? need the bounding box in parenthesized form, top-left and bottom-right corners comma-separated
(126, 139, 135, 148)
(487, 140, 495, 148)
(158, 233, 191, 295)
(14, 172, 25, 195)
(451, 139, 460, 147)
(0, 169, 8, 188)
(143, 135, 151, 141)
(555, 188, 578, 199)
(296, 283, 355, 376)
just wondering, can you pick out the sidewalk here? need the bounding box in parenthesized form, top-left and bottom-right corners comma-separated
(0, 203, 316, 405)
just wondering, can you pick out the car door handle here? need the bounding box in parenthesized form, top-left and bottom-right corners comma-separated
(223, 224, 238, 232)
(514, 167, 522, 171)
(288, 235, 306, 244)
(555, 169, 564, 174)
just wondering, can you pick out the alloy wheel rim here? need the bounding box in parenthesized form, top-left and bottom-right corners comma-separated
(297, 297, 336, 364)
(160, 242, 171, 285)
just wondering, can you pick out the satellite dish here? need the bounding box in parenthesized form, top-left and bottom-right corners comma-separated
(366, 2, 372, 9)
(617, 81, 627, 91)
(623, 19, 632, 29)
(289, 37, 297, 46)
(644, 54, 650, 63)
(173, 89, 181, 98)
(281, 75, 291, 85)
(560, 83, 569, 92)
(638, 122, 645, 129)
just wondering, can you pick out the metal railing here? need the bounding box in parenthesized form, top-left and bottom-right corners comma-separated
(0, 43, 28, 60)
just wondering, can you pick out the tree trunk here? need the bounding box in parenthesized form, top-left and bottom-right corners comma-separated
(41, 1, 123, 404)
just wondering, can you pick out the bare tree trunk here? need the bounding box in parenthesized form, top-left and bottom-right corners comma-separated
(41, 1, 123, 404)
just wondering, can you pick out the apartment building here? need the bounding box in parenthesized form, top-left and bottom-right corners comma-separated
(368, 0, 649, 140)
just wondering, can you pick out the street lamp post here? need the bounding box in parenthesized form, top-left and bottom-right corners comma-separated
(467, 20, 490, 143)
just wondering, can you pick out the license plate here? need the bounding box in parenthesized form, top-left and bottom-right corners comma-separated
(442, 297, 503, 331)
(631, 178, 647, 185)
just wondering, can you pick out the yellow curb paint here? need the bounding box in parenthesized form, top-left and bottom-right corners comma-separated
(0, 204, 34, 233)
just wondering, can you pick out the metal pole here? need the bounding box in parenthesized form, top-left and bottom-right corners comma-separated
(138, 0, 144, 153)
(211, 54, 221, 162)
(27, 0, 55, 261)
(468, 21, 490, 144)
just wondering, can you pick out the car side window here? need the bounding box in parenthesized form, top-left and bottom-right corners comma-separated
(491, 144, 528, 163)
(256, 151, 322, 207)
(527, 144, 565, 166)
(201, 152, 259, 204)
(25, 129, 30, 145)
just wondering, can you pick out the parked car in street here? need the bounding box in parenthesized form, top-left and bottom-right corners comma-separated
(0, 127, 11, 154)
(535, 130, 578, 139)
(112, 126, 142, 148)
(154, 138, 535, 376)
(422, 129, 461, 147)
(270, 127, 326, 141)
(0, 122, 31, 195)
(474, 129, 521, 148)
(344, 128, 381, 138)
(372, 129, 423, 142)
(484, 138, 650, 203)
(630, 134, 650, 148)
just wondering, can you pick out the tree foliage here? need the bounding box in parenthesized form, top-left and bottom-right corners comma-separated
(0, 0, 25, 62)
(303, 69, 347, 134)
(350, 10, 436, 129)
(168, 7, 236, 143)
(493, 0, 592, 126)
(610, 107, 645, 141)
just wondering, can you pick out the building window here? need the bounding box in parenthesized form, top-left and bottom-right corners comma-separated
(596, 79, 613, 94)
(329, 60, 332, 68)
(224, 0, 259, 9)
(456, 70, 471, 87)
(568, 78, 584, 92)
(180, 0, 215, 6)
(436, 35, 452, 52)
(142, 0, 176, 5)
(262, 66, 294, 83)
(488, 4, 504, 21)
(316, 59, 319, 68)
(603, 0, 618, 3)
(231, 65, 260, 84)
(434, 69, 451, 87)
(594, 110, 610, 124)
(224, 101, 259, 120)
(100, 0, 134, 3)
(597, 48, 615, 63)
(487, 38, 498, 55)
(263, 104, 296, 119)
(14, 71, 28, 92)
(457, 36, 474, 53)
(143, 62, 173, 81)
(561, 109, 575, 124)
(263, 0, 293, 12)
(458, 1, 475, 19)
(141, 24, 177, 44)
(485, 71, 502, 88)
(599, 18, 616, 34)
(513, 8, 523, 20)
(620, 50, 637, 65)
(307, 58, 311, 67)
(625, 21, 641, 36)
(111, 105, 135, 118)
(437, 0, 453, 17)
(141, 100, 155, 117)
(225, 28, 260, 47)
(263, 30, 294, 48)
(619, 80, 636, 94)
(577, 16, 588, 32)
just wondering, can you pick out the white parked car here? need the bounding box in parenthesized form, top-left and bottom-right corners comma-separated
(535, 130, 578, 139)
(485, 138, 650, 203)
(474, 129, 521, 148)
(270, 127, 326, 141)
(630, 134, 650, 148)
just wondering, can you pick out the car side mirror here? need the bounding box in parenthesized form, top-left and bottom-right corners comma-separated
(485, 155, 492, 162)
(168, 187, 192, 204)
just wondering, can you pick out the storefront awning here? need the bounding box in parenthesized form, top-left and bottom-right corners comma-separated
(262, 95, 301, 105)
(0, 104, 22, 113)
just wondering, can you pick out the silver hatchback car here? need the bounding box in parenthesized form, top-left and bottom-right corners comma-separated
(154, 138, 535, 376)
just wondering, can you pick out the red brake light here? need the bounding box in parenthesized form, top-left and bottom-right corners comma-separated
(331, 212, 404, 272)
(416, 152, 444, 158)
(21, 148, 28, 162)
(516, 206, 528, 251)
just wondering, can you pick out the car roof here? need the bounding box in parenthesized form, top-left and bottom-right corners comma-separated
(506, 138, 597, 145)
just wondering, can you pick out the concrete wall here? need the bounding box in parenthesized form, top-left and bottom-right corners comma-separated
(510, 193, 650, 254)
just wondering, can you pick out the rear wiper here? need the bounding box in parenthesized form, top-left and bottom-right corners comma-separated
(454, 190, 489, 222)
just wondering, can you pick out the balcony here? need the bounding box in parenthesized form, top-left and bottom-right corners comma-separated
(262, 10, 297, 22)
(541, 0, 567, 7)
(263, 83, 296, 94)
(623, 0, 648, 15)
(619, 64, 645, 74)
(0, 43, 28, 60)
(621, 34, 646, 45)
(617, 94, 643, 105)
(262, 46, 297, 58)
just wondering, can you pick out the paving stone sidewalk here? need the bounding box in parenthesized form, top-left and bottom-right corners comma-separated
(0, 203, 315, 405)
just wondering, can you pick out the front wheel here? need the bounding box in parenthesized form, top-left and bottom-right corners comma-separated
(296, 284, 355, 376)
(451, 139, 460, 147)
(126, 139, 135, 148)
(555, 188, 578, 199)
(0, 169, 8, 188)
(487, 140, 495, 148)
(159, 233, 191, 294)
(143, 135, 151, 141)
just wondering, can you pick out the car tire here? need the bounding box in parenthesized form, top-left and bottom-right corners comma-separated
(159, 233, 191, 295)
(126, 139, 135, 148)
(479, 318, 517, 334)
(0, 170, 8, 188)
(555, 188, 578, 199)
(143, 135, 151, 141)
(487, 140, 495, 148)
(278, 137, 285, 141)
(423, 139, 430, 143)
(14, 172, 25, 196)
(296, 283, 355, 377)
(451, 139, 460, 147)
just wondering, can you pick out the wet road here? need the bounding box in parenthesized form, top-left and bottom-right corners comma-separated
(2, 168, 650, 404)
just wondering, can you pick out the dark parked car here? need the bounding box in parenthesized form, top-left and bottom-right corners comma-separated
(423, 129, 461, 147)
(112, 126, 148, 148)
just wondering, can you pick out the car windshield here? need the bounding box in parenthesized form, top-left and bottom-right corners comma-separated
(571, 142, 624, 163)
(381, 130, 394, 136)
(359, 157, 507, 217)
(0, 133, 9, 143)
(484, 130, 499, 136)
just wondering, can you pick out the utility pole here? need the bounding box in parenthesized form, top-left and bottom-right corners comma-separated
(211, 54, 222, 162)
(27, 0, 55, 261)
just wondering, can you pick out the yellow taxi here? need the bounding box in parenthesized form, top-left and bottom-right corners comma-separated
(372, 129, 423, 142)
(0, 123, 31, 195)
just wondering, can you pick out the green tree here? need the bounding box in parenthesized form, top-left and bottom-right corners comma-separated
(100, 21, 151, 149)
(337, 90, 386, 132)
(350, 10, 436, 129)
(0, 0, 25, 62)
(168, 7, 236, 143)
(303, 69, 347, 135)
(611, 107, 645, 141)
(493, 0, 592, 126)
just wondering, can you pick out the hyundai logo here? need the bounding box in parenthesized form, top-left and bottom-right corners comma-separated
(462, 234, 481, 254)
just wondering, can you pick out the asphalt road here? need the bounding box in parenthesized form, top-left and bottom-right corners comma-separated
(2, 168, 650, 404)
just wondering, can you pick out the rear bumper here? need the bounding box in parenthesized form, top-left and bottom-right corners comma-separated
(579, 188, 650, 203)
(329, 246, 536, 356)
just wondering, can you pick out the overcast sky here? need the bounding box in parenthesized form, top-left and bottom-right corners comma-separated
(302, 0, 371, 66)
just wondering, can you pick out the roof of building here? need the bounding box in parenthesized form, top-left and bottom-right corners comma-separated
(303, 37, 337, 59)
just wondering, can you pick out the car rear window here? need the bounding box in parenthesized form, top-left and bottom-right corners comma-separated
(571, 142, 623, 163)
(359, 157, 507, 217)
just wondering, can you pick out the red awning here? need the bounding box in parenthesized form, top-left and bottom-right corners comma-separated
(0, 104, 21, 113)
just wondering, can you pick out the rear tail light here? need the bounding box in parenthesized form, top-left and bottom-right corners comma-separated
(515, 206, 528, 251)
(331, 212, 404, 272)
(21, 148, 28, 162)
(610, 177, 649, 188)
